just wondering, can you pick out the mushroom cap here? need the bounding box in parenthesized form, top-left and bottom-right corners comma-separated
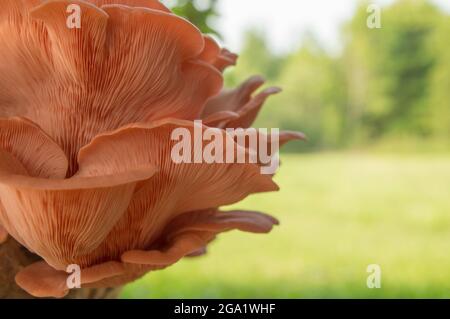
(0, 0, 305, 298)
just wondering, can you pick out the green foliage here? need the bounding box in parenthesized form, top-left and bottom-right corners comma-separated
(168, 0, 220, 36)
(344, 0, 442, 141)
(224, 0, 449, 151)
(225, 29, 284, 87)
(428, 16, 450, 138)
(265, 38, 347, 150)
(168, 0, 449, 151)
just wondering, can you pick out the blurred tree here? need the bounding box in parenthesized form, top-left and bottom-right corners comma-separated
(262, 36, 346, 150)
(343, 0, 444, 142)
(428, 15, 450, 139)
(166, 0, 450, 151)
(225, 29, 284, 87)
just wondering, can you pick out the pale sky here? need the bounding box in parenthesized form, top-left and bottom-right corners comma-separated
(207, 0, 450, 54)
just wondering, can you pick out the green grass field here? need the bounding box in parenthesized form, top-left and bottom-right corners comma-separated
(121, 153, 450, 298)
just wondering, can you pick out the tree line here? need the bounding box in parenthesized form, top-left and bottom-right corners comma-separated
(175, 0, 450, 151)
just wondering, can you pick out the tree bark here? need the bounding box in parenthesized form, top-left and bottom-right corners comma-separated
(0, 237, 122, 299)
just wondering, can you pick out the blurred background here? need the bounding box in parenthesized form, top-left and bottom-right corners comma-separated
(122, 0, 450, 298)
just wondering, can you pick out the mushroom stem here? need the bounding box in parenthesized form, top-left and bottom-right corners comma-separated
(0, 238, 122, 299)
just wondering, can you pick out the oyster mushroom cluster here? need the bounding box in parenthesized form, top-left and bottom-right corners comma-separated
(0, 0, 303, 297)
